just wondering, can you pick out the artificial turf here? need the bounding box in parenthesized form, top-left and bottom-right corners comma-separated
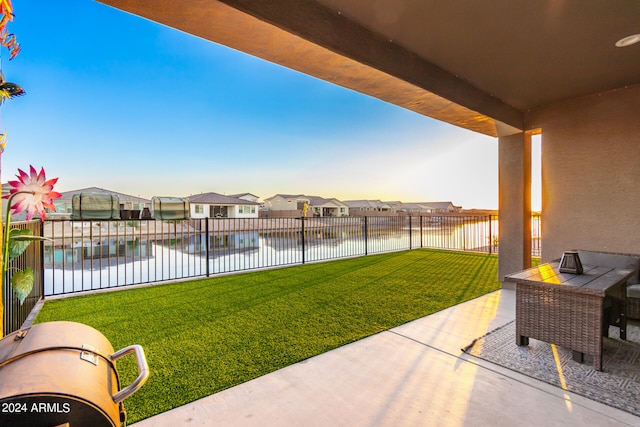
(35, 248, 501, 423)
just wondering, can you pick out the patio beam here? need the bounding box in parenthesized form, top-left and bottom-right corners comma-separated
(98, 0, 523, 137)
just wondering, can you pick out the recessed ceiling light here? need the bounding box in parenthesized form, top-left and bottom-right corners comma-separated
(615, 34, 640, 47)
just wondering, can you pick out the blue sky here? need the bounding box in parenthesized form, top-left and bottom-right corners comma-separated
(0, 1, 540, 210)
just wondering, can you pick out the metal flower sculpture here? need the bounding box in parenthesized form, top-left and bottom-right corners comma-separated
(1, 166, 61, 305)
(5, 165, 61, 221)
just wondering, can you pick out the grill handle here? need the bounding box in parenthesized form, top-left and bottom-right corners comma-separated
(110, 344, 150, 404)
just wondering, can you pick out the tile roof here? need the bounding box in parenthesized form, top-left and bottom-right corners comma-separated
(188, 192, 258, 205)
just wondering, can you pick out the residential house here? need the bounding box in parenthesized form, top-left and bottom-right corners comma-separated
(262, 194, 309, 217)
(264, 194, 309, 211)
(343, 200, 393, 216)
(264, 194, 349, 217)
(307, 196, 349, 217)
(421, 202, 461, 213)
(395, 203, 435, 215)
(188, 192, 259, 218)
(391, 201, 460, 214)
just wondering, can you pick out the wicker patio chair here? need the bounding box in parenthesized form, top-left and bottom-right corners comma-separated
(555, 250, 640, 320)
(627, 284, 640, 320)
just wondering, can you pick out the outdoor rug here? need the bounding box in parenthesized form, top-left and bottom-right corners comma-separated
(463, 321, 640, 417)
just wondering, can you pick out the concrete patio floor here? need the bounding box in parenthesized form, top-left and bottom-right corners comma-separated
(131, 289, 640, 426)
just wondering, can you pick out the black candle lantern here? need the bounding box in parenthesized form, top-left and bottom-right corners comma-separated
(559, 250, 583, 274)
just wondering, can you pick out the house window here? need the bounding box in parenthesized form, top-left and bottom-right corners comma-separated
(195, 205, 203, 214)
(238, 205, 256, 214)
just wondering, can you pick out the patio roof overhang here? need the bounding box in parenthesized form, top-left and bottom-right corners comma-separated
(97, 0, 639, 136)
(95, 0, 633, 139)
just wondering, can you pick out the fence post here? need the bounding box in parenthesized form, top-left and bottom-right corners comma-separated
(205, 219, 210, 277)
(301, 216, 306, 264)
(420, 216, 423, 248)
(37, 220, 45, 298)
(362, 216, 368, 256)
(408, 216, 412, 250)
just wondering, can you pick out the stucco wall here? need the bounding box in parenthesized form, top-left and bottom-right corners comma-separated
(526, 85, 640, 261)
(228, 206, 258, 218)
(266, 197, 307, 211)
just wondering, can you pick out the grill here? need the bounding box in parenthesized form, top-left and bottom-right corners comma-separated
(0, 321, 149, 427)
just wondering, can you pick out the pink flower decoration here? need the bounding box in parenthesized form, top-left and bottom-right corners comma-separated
(4, 165, 61, 220)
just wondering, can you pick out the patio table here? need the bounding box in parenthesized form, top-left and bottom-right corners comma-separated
(505, 262, 633, 371)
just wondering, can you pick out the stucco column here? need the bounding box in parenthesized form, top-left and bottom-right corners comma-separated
(498, 132, 532, 286)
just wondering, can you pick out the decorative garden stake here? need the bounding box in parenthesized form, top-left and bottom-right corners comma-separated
(0, 166, 60, 337)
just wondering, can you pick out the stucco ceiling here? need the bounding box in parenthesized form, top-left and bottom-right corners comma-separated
(98, 0, 640, 137)
(316, 0, 640, 111)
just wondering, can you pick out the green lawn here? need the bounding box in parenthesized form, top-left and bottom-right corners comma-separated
(36, 249, 502, 423)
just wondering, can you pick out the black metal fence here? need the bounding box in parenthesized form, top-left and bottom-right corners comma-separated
(3, 213, 541, 334)
(40, 214, 525, 296)
(2, 220, 44, 336)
